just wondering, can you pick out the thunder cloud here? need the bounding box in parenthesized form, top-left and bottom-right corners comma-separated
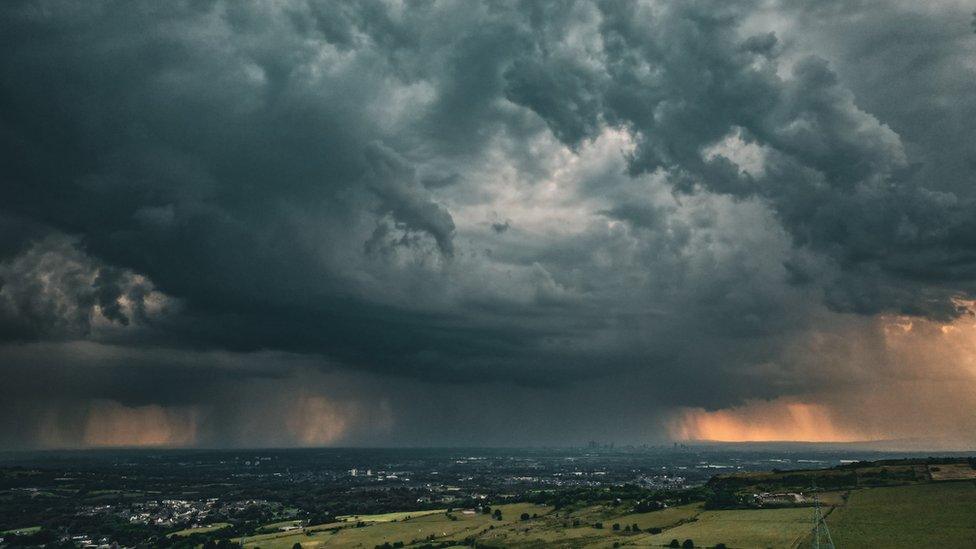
(1, 0, 975, 448)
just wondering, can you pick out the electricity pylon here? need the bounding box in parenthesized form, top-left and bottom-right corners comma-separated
(811, 492, 835, 549)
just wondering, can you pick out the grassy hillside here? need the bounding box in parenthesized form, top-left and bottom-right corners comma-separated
(636, 508, 811, 548)
(237, 503, 554, 548)
(824, 481, 976, 549)
(235, 459, 976, 548)
(167, 522, 232, 537)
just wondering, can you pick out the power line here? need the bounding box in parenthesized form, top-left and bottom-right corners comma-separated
(811, 490, 835, 549)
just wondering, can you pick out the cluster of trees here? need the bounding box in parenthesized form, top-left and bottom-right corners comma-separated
(0, 529, 75, 549)
(0, 521, 236, 549)
(704, 488, 746, 510)
(201, 541, 240, 549)
(663, 539, 727, 548)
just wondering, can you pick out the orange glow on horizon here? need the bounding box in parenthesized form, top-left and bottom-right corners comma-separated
(82, 401, 198, 447)
(669, 306, 976, 446)
(669, 400, 876, 443)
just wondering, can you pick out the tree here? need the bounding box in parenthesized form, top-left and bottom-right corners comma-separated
(682, 539, 694, 549)
(669, 540, 680, 548)
(292, 544, 303, 549)
(715, 544, 728, 549)
(594, 522, 603, 529)
(612, 523, 620, 531)
(520, 512, 531, 520)
(705, 488, 740, 510)
(632, 523, 640, 532)
(492, 509, 503, 520)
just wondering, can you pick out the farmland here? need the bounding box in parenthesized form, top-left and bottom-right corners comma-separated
(236, 503, 554, 548)
(336, 510, 448, 523)
(238, 466, 976, 548)
(168, 523, 232, 538)
(1, 450, 974, 548)
(0, 526, 40, 536)
(927, 462, 976, 481)
(825, 481, 976, 549)
(637, 508, 812, 548)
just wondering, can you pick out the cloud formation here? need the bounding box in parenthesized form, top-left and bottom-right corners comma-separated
(1, 0, 975, 448)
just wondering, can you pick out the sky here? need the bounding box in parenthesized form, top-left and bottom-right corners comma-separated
(1, 0, 976, 450)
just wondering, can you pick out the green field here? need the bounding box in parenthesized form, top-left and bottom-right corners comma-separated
(632, 508, 811, 548)
(824, 481, 976, 549)
(1, 526, 41, 536)
(611, 504, 703, 532)
(238, 522, 345, 547)
(473, 503, 702, 548)
(238, 502, 711, 549)
(256, 519, 306, 532)
(232, 480, 976, 549)
(238, 503, 553, 548)
(337, 509, 448, 523)
(168, 522, 232, 537)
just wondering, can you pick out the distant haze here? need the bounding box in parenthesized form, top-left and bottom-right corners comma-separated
(1, 1, 975, 450)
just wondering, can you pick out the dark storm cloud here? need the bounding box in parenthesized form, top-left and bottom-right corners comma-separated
(363, 142, 457, 256)
(503, 0, 976, 318)
(1, 0, 975, 447)
(0, 1, 477, 364)
(0, 234, 176, 341)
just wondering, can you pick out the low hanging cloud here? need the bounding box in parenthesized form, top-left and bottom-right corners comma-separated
(1, 0, 975, 448)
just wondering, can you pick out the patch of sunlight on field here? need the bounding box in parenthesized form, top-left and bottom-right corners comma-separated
(612, 503, 703, 531)
(236, 523, 341, 547)
(337, 509, 447, 523)
(477, 513, 608, 547)
(928, 462, 976, 481)
(824, 482, 976, 549)
(1, 526, 41, 536)
(166, 522, 230, 538)
(639, 507, 812, 549)
(472, 503, 703, 548)
(257, 519, 304, 530)
(167, 522, 231, 537)
(240, 503, 552, 549)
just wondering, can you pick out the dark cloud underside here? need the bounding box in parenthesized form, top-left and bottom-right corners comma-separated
(1, 0, 975, 448)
